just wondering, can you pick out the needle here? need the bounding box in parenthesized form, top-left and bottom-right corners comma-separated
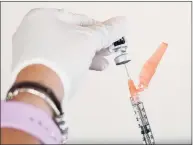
(124, 64, 131, 79)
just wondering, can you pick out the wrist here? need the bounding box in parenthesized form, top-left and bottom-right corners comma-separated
(9, 92, 54, 117)
(9, 64, 64, 117)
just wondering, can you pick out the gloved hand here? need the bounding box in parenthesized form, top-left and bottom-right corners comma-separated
(12, 8, 128, 99)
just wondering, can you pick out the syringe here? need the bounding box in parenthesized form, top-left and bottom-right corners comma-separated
(125, 42, 167, 144)
(125, 64, 155, 145)
(111, 37, 167, 144)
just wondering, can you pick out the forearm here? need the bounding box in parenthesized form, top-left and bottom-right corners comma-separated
(1, 64, 64, 144)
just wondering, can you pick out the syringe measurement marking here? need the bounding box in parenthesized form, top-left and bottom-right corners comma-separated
(133, 102, 152, 144)
(136, 104, 151, 144)
(138, 103, 155, 144)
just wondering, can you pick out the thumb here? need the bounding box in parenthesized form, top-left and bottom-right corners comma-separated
(89, 16, 129, 49)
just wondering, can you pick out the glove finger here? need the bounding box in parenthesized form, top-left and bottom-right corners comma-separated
(95, 47, 112, 56)
(26, 8, 99, 26)
(26, 8, 61, 18)
(89, 16, 128, 49)
(89, 55, 109, 71)
(57, 9, 99, 26)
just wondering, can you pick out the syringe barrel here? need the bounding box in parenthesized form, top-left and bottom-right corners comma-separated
(130, 97, 155, 145)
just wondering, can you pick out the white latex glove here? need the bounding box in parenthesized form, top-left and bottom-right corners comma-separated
(12, 8, 128, 99)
